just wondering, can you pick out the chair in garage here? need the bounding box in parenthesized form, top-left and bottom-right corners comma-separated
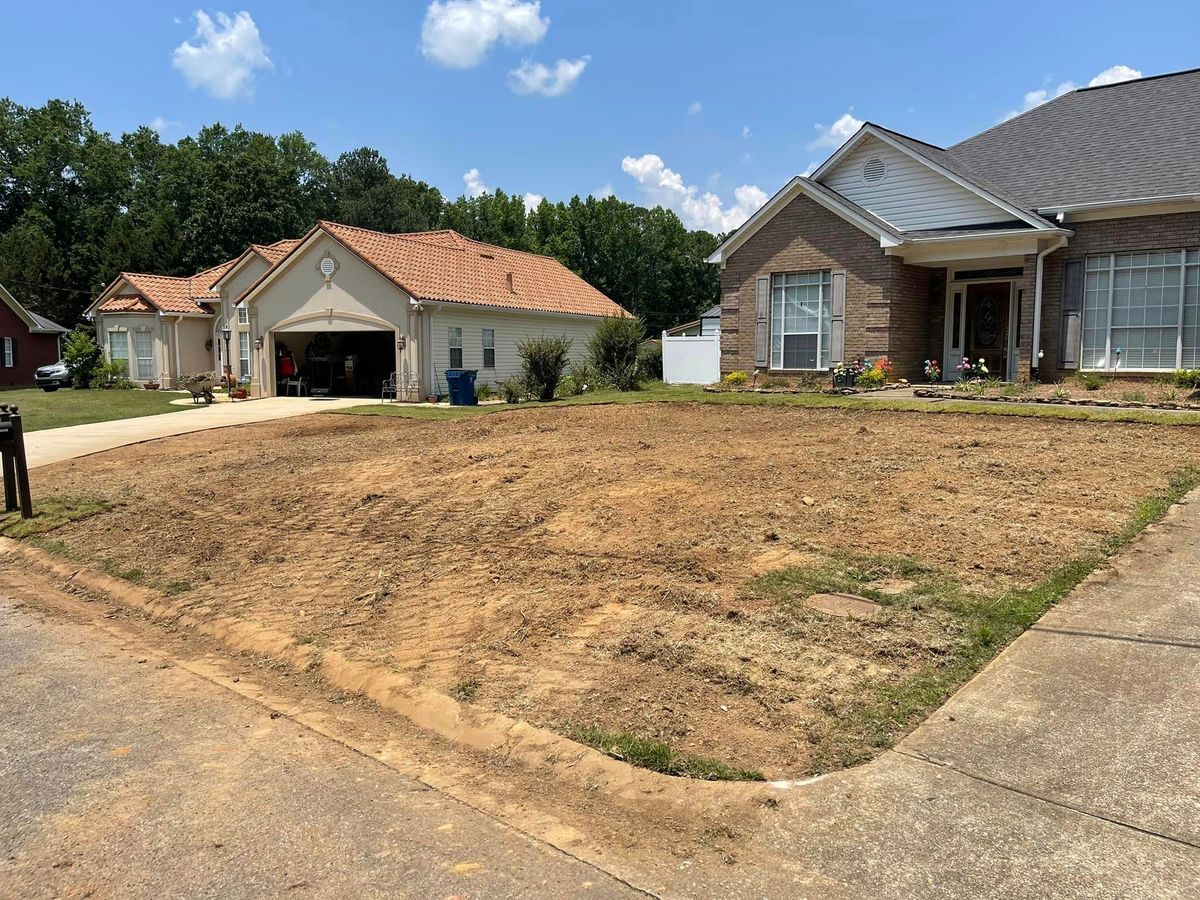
(284, 375, 308, 397)
(381, 372, 398, 403)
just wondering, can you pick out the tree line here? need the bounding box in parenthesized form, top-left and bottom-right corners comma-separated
(0, 98, 720, 334)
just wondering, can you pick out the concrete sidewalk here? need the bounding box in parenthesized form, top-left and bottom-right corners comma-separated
(726, 494, 1200, 898)
(23, 396, 366, 468)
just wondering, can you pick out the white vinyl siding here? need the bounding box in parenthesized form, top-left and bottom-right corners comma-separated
(1083, 249, 1200, 371)
(2, 336, 11, 367)
(822, 136, 1010, 231)
(134, 330, 154, 380)
(770, 271, 831, 370)
(430, 308, 600, 392)
(238, 331, 251, 378)
(108, 331, 130, 375)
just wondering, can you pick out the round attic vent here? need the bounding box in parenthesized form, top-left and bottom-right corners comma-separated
(319, 256, 336, 278)
(860, 157, 887, 185)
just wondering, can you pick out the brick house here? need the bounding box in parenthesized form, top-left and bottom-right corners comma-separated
(709, 68, 1200, 383)
(0, 282, 68, 389)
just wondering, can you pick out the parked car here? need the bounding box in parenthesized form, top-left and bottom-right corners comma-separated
(34, 360, 73, 392)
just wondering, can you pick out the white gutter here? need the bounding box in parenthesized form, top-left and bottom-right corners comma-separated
(1031, 235, 1069, 379)
(1037, 193, 1200, 215)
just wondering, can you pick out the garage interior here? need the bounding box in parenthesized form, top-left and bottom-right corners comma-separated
(273, 330, 394, 397)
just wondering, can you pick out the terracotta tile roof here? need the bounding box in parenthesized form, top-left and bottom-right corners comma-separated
(97, 294, 156, 313)
(98, 258, 238, 315)
(253, 238, 302, 265)
(316, 222, 629, 319)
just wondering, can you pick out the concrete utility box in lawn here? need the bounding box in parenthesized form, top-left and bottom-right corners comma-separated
(662, 332, 720, 384)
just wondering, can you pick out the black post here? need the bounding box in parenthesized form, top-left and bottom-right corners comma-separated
(0, 403, 32, 519)
(1, 407, 15, 513)
(10, 407, 32, 519)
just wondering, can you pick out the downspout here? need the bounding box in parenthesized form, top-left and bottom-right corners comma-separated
(172, 315, 183, 389)
(1030, 235, 1069, 381)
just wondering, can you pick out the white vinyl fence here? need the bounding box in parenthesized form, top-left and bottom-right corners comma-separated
(662, 331, 720, 385)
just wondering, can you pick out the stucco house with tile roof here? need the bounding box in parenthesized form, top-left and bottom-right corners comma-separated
(87, 224, 628, 398)
(709, 67, 1200, 383)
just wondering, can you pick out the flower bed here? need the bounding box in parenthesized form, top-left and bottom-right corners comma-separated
(917, 375, 1200, 411)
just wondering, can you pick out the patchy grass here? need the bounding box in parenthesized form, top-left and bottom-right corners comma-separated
(333, 382, 1200, 426)
(566, 724, 765, 782)
(450, 677, 481, 704)
(752, 465, 1200, 773)
(0, 387, 188, 432)
(0, 495, 112, 538)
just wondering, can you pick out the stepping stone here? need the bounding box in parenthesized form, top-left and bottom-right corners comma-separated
(805, 592, 883, 619)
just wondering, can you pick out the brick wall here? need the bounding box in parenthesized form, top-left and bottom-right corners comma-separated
(1037, 211, 1200, 381)
(884, 258, 935, 380)
(719, 193, 899, 376)
(0, 302, 60, 389)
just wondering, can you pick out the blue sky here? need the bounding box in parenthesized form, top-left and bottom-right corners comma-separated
(4, 1, 1197, 233)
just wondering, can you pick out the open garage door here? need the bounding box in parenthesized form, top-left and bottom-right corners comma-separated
(273, 330, 395, 397)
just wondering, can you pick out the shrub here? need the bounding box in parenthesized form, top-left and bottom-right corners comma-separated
(759, 377, 790, 389)
(724, 370, 748, 386)
(518, 334, 572, 401)
(1172, 368, 1200, 389)
(499, 376, 526, 403)
(1052, 384, 1071, 400)
(855, 368, 885, 388)
(1075, 371, 1105, 391)
(1158, 387, 1180, 403)
(93, 358, 134, 389)
(587, 315, 645, 391)
(1121, 390, 1148, 404)
(474, 382, 493, 402)
(636, 341, 663, 382)
(62, 325, 102, 388)
(563, 360, 599, 396)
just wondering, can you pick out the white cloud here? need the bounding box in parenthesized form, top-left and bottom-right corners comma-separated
(687, 100, 703, 116)
(420, 0, 548, 68)
(620, 153, 767, 233)
(590, 183, 614, 200)
(1004, 65, 1142, 120)
(508, 56, 589, 96)
(742, 125, 752, 139)
(463, 167, 490, 198)
(522, 192, 544, 213)
(148, 116, 182, 135)
(809, 111, 863, 150)
(1088, 64, 1142, 87)
(801, 161, 821, 177)
(171, 11, 273, 100)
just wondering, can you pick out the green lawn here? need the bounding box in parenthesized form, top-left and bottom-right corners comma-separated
(332, 382, 1200, 427)
(0, 388, 190, 432)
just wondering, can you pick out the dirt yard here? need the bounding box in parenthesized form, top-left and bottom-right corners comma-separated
(26, 402, 1200, 778)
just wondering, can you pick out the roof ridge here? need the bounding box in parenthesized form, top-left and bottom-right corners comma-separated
(865, 121, 947, 152)
(1075, 65, 1200, 93)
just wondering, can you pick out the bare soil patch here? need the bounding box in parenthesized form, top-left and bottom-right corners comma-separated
(28, 402, 1199, 777)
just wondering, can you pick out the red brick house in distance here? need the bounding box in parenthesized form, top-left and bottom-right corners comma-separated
(0, 283, 68, 389)
(708, 68, 1200, 383)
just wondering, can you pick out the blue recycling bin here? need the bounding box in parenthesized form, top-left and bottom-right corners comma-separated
(444, 369, 479, 406)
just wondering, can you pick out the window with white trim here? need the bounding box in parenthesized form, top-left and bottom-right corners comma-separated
(1083, 250, 1200, 370)
(237, 305, 249, 325)
(134, 330, 154, 380)
(482, 328, 495, 368)
(2, 336, 12, 368)
(108, 331, 129, 375)
(770, 271, 831, 370)
(448, 327, 463, 368)
(238, 331, 251, 379)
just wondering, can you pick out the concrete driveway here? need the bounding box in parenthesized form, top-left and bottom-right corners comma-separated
(23, 396, 366, 469)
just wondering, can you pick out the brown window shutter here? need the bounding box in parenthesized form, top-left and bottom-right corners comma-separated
(1058, 258, 1083, 369)
(829, 271, 846, 365)
(754, 276, 769, 367)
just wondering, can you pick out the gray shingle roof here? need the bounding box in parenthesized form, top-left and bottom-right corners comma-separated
(28, 310, 68, 333)
(700, 304, 721, 319)
(950, 68, 1200, 210)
